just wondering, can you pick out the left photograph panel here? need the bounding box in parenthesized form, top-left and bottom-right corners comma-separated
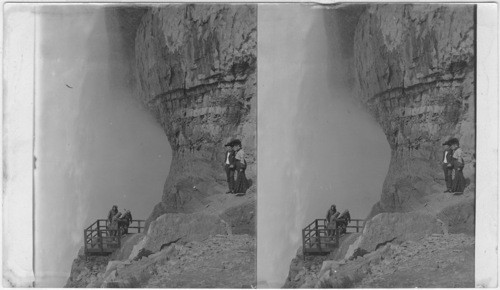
(32, 4, 256, 287)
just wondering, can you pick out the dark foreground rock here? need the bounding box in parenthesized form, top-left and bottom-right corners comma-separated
(65, 247, 110, 288)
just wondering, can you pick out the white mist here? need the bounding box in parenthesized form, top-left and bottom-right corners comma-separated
(258, 5, 390, 286)
(34, 6, 171, 287)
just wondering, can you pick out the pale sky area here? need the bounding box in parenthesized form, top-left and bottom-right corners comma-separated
(257, 5, 390, 287)
(33, 6, 171, 287)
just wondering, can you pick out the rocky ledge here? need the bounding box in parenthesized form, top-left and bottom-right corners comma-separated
(66, 208, 256, 287)
(285, 233, 473, 288)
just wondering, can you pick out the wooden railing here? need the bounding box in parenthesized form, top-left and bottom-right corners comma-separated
(83, 219, 145, 256)
(302, 218, 365, 257)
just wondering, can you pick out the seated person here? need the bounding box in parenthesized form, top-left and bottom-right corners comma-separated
(119, 209, 133, 235)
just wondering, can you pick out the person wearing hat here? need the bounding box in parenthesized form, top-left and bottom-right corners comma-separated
(224, 141, 236, 194)
(449, 138, 466, 194)
(232, 139, 249, 195)
(442, 139, 454, 193)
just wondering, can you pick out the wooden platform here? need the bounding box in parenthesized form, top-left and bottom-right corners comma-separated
(302, 218, 365, 257)
(83, 219, 145, 256)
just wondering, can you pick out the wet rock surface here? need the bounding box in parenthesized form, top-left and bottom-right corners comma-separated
(139, 212, 229, 254)
(356, 212, 443, 253)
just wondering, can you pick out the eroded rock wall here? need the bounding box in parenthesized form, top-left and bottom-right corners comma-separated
(134, 5, 257, 224)
(353, 5, 475, 217)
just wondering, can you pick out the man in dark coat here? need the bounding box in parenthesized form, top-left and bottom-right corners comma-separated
(224, 141, 236, 194)
(442, 140, 454, 193)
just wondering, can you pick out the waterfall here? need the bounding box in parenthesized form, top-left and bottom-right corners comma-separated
(257, 4, 390, 286)
(34, 6, 171, 287)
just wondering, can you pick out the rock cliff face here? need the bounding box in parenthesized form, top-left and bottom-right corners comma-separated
(134, 5, 257, 225)
(353, 4, 475, 217)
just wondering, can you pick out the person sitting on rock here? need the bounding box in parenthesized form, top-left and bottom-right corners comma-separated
(336, 210, 351, 234)
(449, 138, 466, 194)
(224, 141, 236, 194)
(232, 139, 249, 195)
(119, 209, 133, 235)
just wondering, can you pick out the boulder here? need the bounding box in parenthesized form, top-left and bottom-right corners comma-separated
(103, 261, 126, 278)
(318, 260, 342, 278)
(141, 212, 228, 253)
(356, 212, 443, 253)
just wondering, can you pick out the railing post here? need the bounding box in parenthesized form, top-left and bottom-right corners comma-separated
(314, 219, 319, 240)
(302, 229, 306, 260)
(83, 230, 87, 256)
(98, 230, 103, 253)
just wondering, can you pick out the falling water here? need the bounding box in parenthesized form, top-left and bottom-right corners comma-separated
(258, 4, 390, 286)
(34, 6, 171, 287)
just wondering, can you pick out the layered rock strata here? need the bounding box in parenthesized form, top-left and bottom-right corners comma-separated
(134, 5, 257, 226)
(353, 4, 475, 217)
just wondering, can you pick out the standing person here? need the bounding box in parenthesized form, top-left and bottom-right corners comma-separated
(107, 205, 118, 224)
(449, 138, 466, 194)
(232, 139, 249, 195)
(326, 204, 338, 236)
(110, 211, 122, 236)
(224, 141, 236, 194)
(326, 204, 337, 222)
(442, 140, 454, 193)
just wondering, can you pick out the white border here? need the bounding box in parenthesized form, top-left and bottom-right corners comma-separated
(476, 3, 499, 287)
(2, 3, 36, 287)
(1, 1, 498, 288)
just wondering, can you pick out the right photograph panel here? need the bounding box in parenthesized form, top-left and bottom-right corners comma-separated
(258, 4, 475, 288)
